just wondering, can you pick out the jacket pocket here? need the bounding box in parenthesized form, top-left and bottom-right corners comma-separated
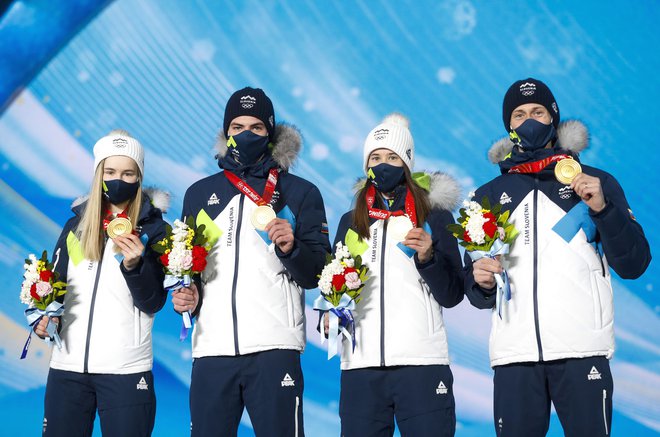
(590, 270, 613, 329)
(420, 279, 434, 335)
(280, 272, 298, 328)
(134, 307, 141, 347)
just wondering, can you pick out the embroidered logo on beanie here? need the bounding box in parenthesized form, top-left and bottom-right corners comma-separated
(112, 138, 128, 148)
(519, 82, 536, 96)
(373, 128, 389, 141)
(240, 95, 256, 109)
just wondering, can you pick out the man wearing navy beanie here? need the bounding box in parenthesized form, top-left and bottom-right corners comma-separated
(464, 77, 651, 436)
(172, 87, 331, 436)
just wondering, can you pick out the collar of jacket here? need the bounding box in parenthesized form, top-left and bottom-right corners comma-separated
(488, 120, 589, 171)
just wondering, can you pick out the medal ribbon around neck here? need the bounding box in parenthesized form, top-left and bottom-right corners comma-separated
(365, 184, 417, 227)
(507, 154, 572, 175)
(224, 168, 279, 206)
(103, 208, 129, 230)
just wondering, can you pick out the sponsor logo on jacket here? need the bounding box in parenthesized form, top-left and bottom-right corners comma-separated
(137, 376, 149, 390)
(588, 366, 602, 380)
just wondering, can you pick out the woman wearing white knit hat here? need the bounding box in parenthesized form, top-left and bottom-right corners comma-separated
(32, 129, 169, 436)
(324, 113, 464, 436)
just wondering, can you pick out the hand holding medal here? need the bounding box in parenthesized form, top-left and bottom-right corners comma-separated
(224, 168, 294, 251)
(570, 172, 606, 213)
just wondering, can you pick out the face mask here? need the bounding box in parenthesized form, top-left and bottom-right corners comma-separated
(367, 163, 405, 193)
(509, 118, 557, 151)
(227, 130, 270, 166)
(103, 179, 140, 205)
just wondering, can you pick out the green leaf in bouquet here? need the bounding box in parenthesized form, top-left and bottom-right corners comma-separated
(151, 241, 168, 254)
(446, 223, 464, 236)
(40, 250, 48, 262)
(481, 195, 491, 211)
(25, 258, 31, 265)
(498, 209, 510, 225)
(354, 254, 362, 269)
(193, 224, 208, 246)
(185, 215, 196, 230)
(165, 223, 173, 236)
(325, 253, 333, 264)
(491, 203, 502, 215)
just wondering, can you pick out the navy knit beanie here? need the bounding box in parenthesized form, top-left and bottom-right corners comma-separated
(223, 87, 276, 140)
(502, 78, 560, 131)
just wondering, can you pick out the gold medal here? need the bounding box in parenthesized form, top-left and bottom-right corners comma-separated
(554, 158, 582, 184)
(106, 217, 132, 239)
(388, 216, 413, 242)
(251, 205, 276, 231)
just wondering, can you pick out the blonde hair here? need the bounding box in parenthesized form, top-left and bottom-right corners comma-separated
(79, 130, 143, 261)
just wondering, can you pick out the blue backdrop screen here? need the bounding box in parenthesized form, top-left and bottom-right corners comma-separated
(0, 1, 658, 436)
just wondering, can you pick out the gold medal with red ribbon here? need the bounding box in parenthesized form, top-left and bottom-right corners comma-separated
(103, 209, 133, 239)
(366, 185, 417, 242)
(225, 168, 279, 231)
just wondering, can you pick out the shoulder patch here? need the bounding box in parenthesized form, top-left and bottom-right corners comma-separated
(345, 229, 369, 258)
(196, 209, 223, 248)
(66, 231, 84, 266)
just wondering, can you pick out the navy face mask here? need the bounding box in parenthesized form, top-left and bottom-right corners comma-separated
(368, 163, 405, 193)
(228, 130, 270, 166)
(510, 118, 557, 151)
(103, 179, 140, 205)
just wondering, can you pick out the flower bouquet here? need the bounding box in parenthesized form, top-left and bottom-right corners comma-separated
(19, 251, 67, 359)
(313, 242, 369, 359)
(152, 217, 209, 340)
(447, 194, 519, 318)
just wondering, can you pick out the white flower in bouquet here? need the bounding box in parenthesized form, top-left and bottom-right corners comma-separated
(334, 242, 351, 260)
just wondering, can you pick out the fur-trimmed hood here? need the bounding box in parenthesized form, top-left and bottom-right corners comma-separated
(215, 123, 302, 171)
(353, 172, 461, 211)
(488, 120, 589, 164)
(71, 187, 170, 214)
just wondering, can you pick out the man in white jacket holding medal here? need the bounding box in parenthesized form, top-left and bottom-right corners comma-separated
(172, 87, 331, 437)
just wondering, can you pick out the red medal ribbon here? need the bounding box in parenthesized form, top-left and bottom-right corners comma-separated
(366, 185, 417, 227)
(224, 168, 279, 206)
(508, 154, 572, 174)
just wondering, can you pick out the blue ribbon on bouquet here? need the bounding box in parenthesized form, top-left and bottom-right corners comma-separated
(21, 301, 65, 359)
(164, 274, 193, 341)
(468, 239, 511, 319)
(313, 293, 356, 360)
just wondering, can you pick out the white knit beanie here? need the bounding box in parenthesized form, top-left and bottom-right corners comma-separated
(93, 129, 144, 176)
(362, 113, 414, 173)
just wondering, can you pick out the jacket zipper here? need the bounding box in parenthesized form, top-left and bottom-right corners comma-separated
(294, 395, 300, 437)
(598, 250, 606, 277)
(533, 177, 544, 362)
(380, 220, 388, 367)
(602, 389, 609, 435)
(83, 250, 105, 373)
(230, 195, 245, 355)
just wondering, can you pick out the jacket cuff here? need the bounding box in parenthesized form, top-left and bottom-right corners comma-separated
(590, 201, 628, 233)
(120, 257, 145, 276)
